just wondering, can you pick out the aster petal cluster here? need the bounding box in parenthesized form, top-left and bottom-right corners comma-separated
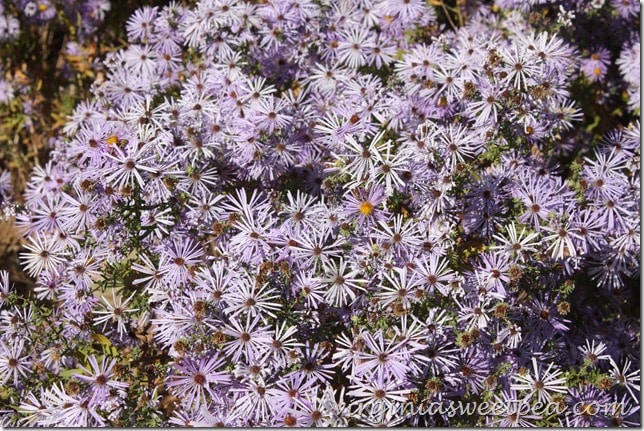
(0, 0, 640, 427)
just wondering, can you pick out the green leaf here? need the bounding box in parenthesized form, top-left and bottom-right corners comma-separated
(92, 333, 120, 357)
(59, 367, 85, 380)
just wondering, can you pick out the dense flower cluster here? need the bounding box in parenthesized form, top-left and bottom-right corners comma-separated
(0, 0, 640, 427)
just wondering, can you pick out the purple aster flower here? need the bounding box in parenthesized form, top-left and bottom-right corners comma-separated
(342, 184, 387, 227)
(288, 342, 334, 385)
(449, 349, 491, 395)
(73, 355, 129, 403)
(167, 353, 232, 408)
(565, 384, 612, 426)
(372, 214, 422, 261)
(19, 232, 66, 278)
(511, 357, 567, 404)
(224, 278, 281, 322)
(41, 383, 105, 426)
(220, 315, 272, 363)
(580, 47, 611, 82)
(577, 339, 610, 367)
(321, 257, 367, 307)
(158, 237, 204, 287)
(608, 357, 640, 403)
(0, 339, 31, 387)
(486, 389, 542, 426)
(606, 393, 641, 427)
(290, 227, 344, 271)
(353, 329, 413, 381)
(292, 271, 326, 309)
(610, 0, 640, 19)
(491, 223, 540, 262)
(93, 289, 139, 338)
(0, 270, 12, 307)
(126, 6, 159, 43)
(347, 375, 410, 416)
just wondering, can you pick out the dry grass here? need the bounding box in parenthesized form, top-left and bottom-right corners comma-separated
(0, 216, 33, 290)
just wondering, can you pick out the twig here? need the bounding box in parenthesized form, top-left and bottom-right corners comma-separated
(440, 1, 458, 30)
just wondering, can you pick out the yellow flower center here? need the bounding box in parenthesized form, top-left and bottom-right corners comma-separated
(106, 135, 119, 145)
(580, 403, 595, 416)
(593, 67, 601, 76)
(39, 3, 48, 11)
(359, 201, 374, 216)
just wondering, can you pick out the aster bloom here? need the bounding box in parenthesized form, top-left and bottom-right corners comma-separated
(289, 228, 344, 270)
(167, 354, 232, 408)
(28, 196, 65, 232)
(353, 330, 411, 381)
(379, 269, 422, 313)
(347, 376, 410, 416)
(511, 357, 568, 404)
(229, 379, 279, 425)
(473, 251, 511, 298)
(424, 335, 460, 375)
(577, 339, 610, 367)
(580, 47, 611, 82)
(321, 258, 367, 307)
(0, 340, 31, 387)
(59, 188, 99, 233)
(19, 233, 66, 277)
(280, 190, 321, 233)
(93, 289, 139, 338)
(616, 41, 640, 113)
(466, 83, 503, 127)
(131, 253, 168, 295)
(1, 0, 641, 426)
(220, 315, 272, 363)
(41, 383, 105, 427)
(566, 384, 612, 426)
(73, 355, 129, 403)
(513, 175, 558, 231)
(16, 388, 51, 426)
(340, 132, 383, 187)
(0, 270, 11, 307)
(102, 139, 159, 191)
(252, 96, 293, 133)
(608, 357, 640, 403)
(289, 343, 335, 385)
(292, 272, 326, 309)
(412, 254, 456, 297)
(126, 5, 158, 42)
(227, 210, 275, 265)
(542, 218, 583, 260)
(605, 393, 641, 427)
(487, 390, 542, 427)
(372, 214, 422, 260)
(456, 296, 493, 330)
(497, 323, 523, 350)
(336, 27, 373, 69)
(436, 123, 484, 170)
(528, 295, 571, 337)
(372, 137, 407, 195)
(224, 279, 281, 321)
(342, 184, 387, 226)
(491, 223, 540, 262)
(268, 321, 304, 369)
(452, 350, 491, 395)
(158, 237, 204, 287)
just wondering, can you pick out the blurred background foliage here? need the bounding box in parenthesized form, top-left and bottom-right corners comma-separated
(0, 0, 171, 286)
